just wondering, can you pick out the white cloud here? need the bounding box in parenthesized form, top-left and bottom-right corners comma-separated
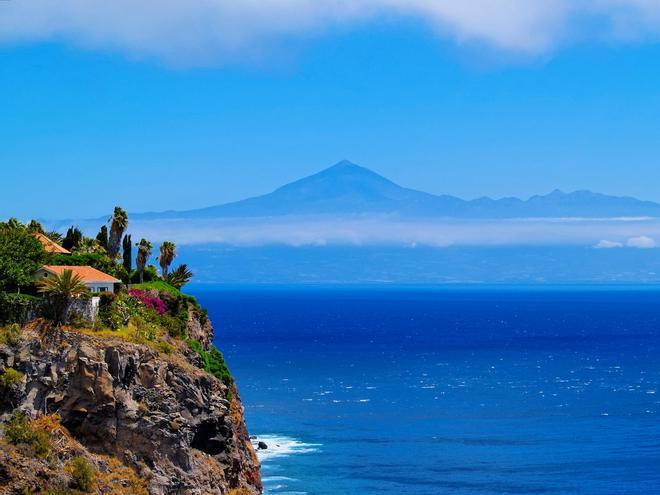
(626, 235, 657, 248)
(3, 1, 660, 65)
(594, 239, 623, 249)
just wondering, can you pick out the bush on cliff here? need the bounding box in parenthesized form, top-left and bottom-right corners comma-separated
(98, 284, 190, 336)
(0, 368, 23, 390)
(186, 338, 233, 399)
(4, 411, 51, 458)
(0, 323, 22, 346)
(69, 455, 96, 492)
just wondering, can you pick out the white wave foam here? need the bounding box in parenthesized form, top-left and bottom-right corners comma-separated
(252, 435, 320, 462)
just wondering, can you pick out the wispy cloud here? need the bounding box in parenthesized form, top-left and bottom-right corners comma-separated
(3, 1, 660, 65)
(594, 239, 624, 249)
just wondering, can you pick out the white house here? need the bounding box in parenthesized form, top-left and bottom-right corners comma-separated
(34, 265, 121, 294)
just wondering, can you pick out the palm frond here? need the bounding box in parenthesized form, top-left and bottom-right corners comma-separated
(166, 264, 193, 288)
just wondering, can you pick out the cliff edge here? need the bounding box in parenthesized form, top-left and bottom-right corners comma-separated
(0, 311, 261, 494)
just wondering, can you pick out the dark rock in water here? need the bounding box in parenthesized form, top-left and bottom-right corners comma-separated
(258, 441, 268, 450)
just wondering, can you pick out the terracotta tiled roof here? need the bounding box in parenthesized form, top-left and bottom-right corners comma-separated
(33, 233, 71, 254)
(40, 265, 121, 283)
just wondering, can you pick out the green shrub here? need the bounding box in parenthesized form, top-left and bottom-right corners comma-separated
(129, 265, 159, 284)
(157, 340, 174, 355)
(98, 291, 141, 330)
(129, 315, 157, 344)
(0, 323, 22, 346)
(0, 293, 40, 325)
(30, 427, 51, 458)
(67, 310, 88, 329)
(186, 339, 233, 398)
(0, 368, 23, 389)
(97, 292, 116, 328)
(5, 411, 32, 444)
(4, 411, 51, 458)
(150, 312, 184, 338)
(70, 456, 95, 492)
(132, 280, 181, 297)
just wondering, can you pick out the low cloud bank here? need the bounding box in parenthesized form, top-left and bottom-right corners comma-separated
(64, 215, 660, 248)
(4, 1, 660, 65)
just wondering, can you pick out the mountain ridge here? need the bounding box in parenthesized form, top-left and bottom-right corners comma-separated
(127, 160, 660, 219)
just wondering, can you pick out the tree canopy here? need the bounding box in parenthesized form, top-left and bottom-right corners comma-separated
(0, 224, 46, 292)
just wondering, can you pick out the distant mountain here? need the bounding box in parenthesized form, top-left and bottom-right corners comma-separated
(134, 160, 660, 219)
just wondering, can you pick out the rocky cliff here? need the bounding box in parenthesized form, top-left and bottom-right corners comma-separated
(0, 313, 261, 494)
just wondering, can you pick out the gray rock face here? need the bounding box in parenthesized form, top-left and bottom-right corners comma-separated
(187, 308, 213, 350)
(0, 325, 261, 495)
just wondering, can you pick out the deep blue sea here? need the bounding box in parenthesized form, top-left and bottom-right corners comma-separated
(190, 287, 660, 495)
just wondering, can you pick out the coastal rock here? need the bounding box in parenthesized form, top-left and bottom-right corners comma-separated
(0, 321, 261, 495)
(187, 307, 213, 350)
(257, 442, 268, 450)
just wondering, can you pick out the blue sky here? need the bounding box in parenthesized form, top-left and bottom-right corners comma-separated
(4, 1, 660, 219)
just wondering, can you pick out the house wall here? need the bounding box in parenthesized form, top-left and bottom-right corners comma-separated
(87, 283, 113, 294)
(69, 296, 100, 322)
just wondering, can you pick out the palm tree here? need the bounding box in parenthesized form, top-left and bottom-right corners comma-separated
(166, 264, 193, 289)
(135, 238, 153, 283)
(158, 241, 176, 278)
(76, 237, 105, 254)
(37, 270, 89, 326)
(44, 230, 64, 243)
(108, 207, 128, 259)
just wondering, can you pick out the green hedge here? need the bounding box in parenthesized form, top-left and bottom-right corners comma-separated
(0, 292, 40, 325)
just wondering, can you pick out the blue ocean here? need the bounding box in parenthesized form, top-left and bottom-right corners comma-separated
(190, 287, 660, 495)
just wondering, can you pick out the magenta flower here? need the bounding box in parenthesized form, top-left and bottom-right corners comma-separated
(129, 289, 168, 315)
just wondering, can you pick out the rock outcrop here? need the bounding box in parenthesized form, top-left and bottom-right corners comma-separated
(0, 316, 261, 494)
(0, 413, 150, 494)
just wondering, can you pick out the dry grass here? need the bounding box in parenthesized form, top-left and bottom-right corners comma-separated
(32, 414, 64, 435)
(94, 455, 149, 495)
(227, 489, 253, 495)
